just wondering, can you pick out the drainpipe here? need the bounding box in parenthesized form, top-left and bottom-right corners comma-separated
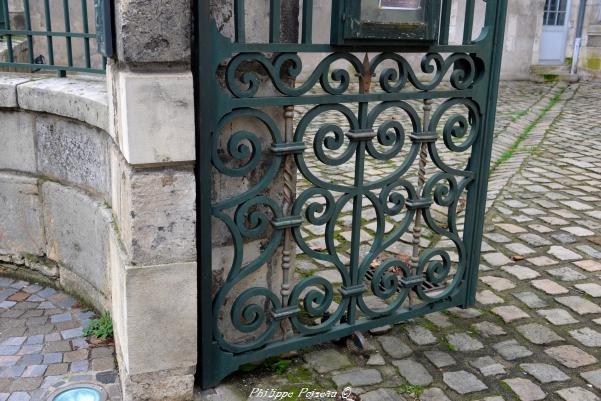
(571, 0, 588, 75)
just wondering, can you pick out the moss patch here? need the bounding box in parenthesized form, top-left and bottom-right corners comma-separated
(585, 56, 601, 71)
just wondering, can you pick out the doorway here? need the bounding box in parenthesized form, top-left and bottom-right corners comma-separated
(539, 0, 571, 64)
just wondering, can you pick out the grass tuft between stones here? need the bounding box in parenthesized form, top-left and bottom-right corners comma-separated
(83, 311, 114, 340)
(397, 384, 424, 397)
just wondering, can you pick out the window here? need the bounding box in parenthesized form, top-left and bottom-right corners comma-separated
(543, 0, 568, 26)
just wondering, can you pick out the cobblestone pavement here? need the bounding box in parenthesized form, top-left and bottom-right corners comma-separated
(201, 82, 601, 401)
(0, 275, 121, 401)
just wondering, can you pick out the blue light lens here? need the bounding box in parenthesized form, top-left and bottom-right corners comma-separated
(53, 387, 102, 401)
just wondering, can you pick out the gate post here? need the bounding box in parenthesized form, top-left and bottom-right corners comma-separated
(106, 0, 197, 400)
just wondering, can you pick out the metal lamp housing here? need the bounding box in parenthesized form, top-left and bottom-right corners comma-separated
(332, 0, 442, 46)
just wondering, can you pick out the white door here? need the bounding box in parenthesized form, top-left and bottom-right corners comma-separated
(539, 0, 571, 64)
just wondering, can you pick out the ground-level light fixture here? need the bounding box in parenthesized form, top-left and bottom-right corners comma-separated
(50, 384, 107, 401)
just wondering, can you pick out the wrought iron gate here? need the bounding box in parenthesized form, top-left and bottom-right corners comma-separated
(196, 0, 507, 388)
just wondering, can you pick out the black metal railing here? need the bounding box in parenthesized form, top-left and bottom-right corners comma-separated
(0, 0, 106, 75)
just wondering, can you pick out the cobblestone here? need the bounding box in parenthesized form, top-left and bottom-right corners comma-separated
(503, 378, 545, 401)
(516, 323, 563, 344)
(443, 371, 487, 394)
(392, 359, 432, 385)
(545, 345, 598, 368)
(557, 296, 601, 315)
(556, 387, 600, 401)
(520, 363, 570, 383)
(0, 279, 120, 400)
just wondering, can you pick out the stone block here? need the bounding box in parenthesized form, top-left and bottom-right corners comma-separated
(115, 71, 195, 164)
(115, 0, 191, 63)
(0, 73, 33, 107)
(42, 182, 111, 297)
(0, 173, 44, 256)
(112, 155, 196, 266)
(121, 367, 195, 401)
(17, 76, 109, 132)
(0, 111, 36, 173)
(110, 241, 197, 376)
(36, 115, 110, 198)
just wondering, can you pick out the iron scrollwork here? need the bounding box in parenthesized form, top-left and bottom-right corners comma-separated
(211, 50, 484, 353)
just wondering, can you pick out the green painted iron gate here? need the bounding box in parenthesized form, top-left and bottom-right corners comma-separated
(196, 0, 507, 388)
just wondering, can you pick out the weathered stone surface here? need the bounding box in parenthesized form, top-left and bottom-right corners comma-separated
(443, 371, 487, 394)
(113, 260, 197, 375)
(569, 327, 601, 347)
(513, 292, 547, 308)
(545, 345, 598, 368)
(548, 246, 582, 261)
(42, 182, 110, 296)
(405, 325, 437, 345)
(303, 349, 351, 373)
(449, 307, 481, 319)
(472, 321, 506, 337)
(537, 308, 579, 325)
(557, 296, 601, 315)
(469, 356, 505, 376)
(122, 367, 194, 401)
(574, 260, 601, 272)
(491, 305, 529, 323)
(0, 174, 45, 257)
(314, 269, 343, 284)
(393, 359, 432, 385)
(581, 369, 601, 390)
(37, 115, 110, 197)
(332, 368, 382, 387)
(424, 351, 456, 368)
(575, 283, 601, 297)
(113, 161, 196, 265)
(556, 387, 600, 401)
(480, 276, 516, 291)
(114, 71, 195, 164)
(503, 378, 545, 401)
(477, 290, 504, 305)
(520, 363, 569, 383)
(0, 173, 44, 255)
(516, 323, 563, 344)
(0, 73, 34, 107)
(493, 340, 533, 361)
(531, 279, 569, 295)
(201, 385, 245, 401)
(360, 388, 403, 401)
(501, 265, 540, 280)
(446, 333, 483, 352)
(420, 388, 451, 401)
(366, 353, 385, 366)
(547, 266, 586, 281)
(518, 233, 551, 247)
(0, 111, 36, 173)
(377, 336, 412, 359)
(17, 76, 108, 132)
(115, 0, 191, 63)
(482, 252, 513, 266)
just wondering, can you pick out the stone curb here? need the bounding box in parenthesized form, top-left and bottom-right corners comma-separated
(0, 73, 108, 132)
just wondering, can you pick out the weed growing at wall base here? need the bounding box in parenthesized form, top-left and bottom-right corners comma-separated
(83, 311, 114, 340)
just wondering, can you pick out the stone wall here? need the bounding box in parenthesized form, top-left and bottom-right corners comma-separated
(0, 73, 112, 312)
(0, 69, 197, 401)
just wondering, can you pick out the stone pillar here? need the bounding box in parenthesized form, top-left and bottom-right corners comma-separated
(106, 1, 197, 400)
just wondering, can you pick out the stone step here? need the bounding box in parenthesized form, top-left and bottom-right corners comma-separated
(530, 64, 578, 83)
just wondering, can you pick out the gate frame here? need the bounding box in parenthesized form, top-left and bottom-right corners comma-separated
(195, 0, 508, 389)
